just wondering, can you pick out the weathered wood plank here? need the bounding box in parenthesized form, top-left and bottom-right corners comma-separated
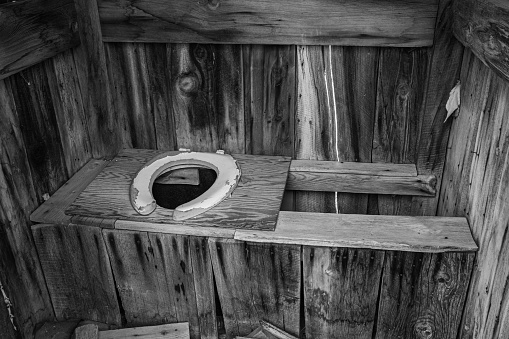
(412, 0, 464, 216)
(73, 0, 120, 158)
(99, 322, 190, 339)
(375, 251, 475, 339)
(260, 320, 299, 339)
(290, 160, 417, 177)
(115, 220, 236, 238)
(74, 324, 99, 339)
(32, 224, 121, 325)
(453, 0, 509, 82)
(0, 0, 79, 80)
(372, 47, 429, 216)
(30, 159, 110, 225)
(234, 211, 477, 253)
(243, 45, 295, 156)
(102, 229, 178, 326)
(68, 150, 291, 231)
(98, 0, 437, 47)
(303, 246, 384, 338)
(0, 79, 54, 338)
(188, 237, 218, 339)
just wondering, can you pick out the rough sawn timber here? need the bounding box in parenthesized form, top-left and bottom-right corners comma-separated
(0, 0, 79, 80)
(98, 0, 437, 47)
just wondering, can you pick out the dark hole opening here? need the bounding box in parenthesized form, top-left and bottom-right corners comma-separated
(152, 167, 217, 210)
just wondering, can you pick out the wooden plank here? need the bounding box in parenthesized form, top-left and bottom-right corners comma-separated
(372, 47, 429, 215)
(98, 0, 437, 47)
(67, 150, 291, 231)
(188, 237, 218, 339)
(453, 0, 509, 82)
(102, 229, 178, 326)
(115, 220, 235, 238)
(375, 251, 475, 339)
(290, 160, 416, 177)
(0, 0, 79, 80)
(0, 79, 54, 338)
(412, 0, 465, 216)
(170, 44, 245, 153)
(99, 323, 190, 339)
(286, 172, 436, 196)
(234, 211, 478, 253)
(208, 239, 259, 337)
(74, 324, 99, 339)
(243, 45, 295, 156)
(73, 0, 120, 158)
(260, 320, 298, 339)
(303, 246, 384, 338)
(30, 159, 110, 225)
(32, 224, 121, 325)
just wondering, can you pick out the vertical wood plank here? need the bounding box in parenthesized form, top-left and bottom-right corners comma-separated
(170, 44, 244, 153)
(303, 247, 384, 338)
(102, 229, 178, 326)
(243, 45, 295, 157)
(412, 0, 464, 216)
(372, 47, 429, 216)
(375, 251, 475, 339)
(73, 0, 120, 158)
(189, 237, 218, 339)
(32, 224, 121, 325)
(0, 79, 54, 338)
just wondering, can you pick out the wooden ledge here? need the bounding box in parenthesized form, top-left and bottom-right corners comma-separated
(234, 211, 478, 253)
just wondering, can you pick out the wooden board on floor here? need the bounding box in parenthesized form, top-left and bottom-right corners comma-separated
(0, 0, 79, 80)
(303, 246, 384, 338)
(375, 251, 475, 338)
(67, 149, 291, 231)
(234, 211, 478, 253)
(99, 322, 189, 339)
(32, 224, 121, 325)
(98, 0, 437, 47)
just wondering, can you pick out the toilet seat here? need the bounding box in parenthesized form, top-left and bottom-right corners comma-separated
(130, 151, 241, 221)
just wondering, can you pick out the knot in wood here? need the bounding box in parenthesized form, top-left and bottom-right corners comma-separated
(207, 0, 220, 10)
(177, 73, 199, 95)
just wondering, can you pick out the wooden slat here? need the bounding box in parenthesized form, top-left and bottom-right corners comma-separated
(0, 0, 79, 80)
(32, 224, 121, 324)
(234, 211, 478, 253)
(98, 0, 437, 47)
(290, 160, 416, 177)
(375, 251, 475, 338)
(30, 159, 110, 225)
(453, 0, 509, 82)
(67, 150, 291, 231)
(412, 0, 464, 216)
(99, 323, 190, 339)
(303, 246, 384, 338)
(259, 320, 298, 339)
(115, 220, 235, 238)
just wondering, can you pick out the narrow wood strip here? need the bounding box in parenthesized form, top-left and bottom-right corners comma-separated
(290, 160, 417, 176)
(286, 172, 436, 196)
(0, 0, 79, 80)
(30, 159, 110, 225)
(234, 211, 478, 253)
(99, 323, 189, 339)
(114, 220, 235, 238)
(98, 0, 437, 46)
(260, 320, 299, 339)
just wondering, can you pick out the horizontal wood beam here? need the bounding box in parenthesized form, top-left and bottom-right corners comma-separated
(0, 0, 79, 80)
(235, 211, 478, 253)
(453, 0, 509, 82)
(99, 0, 437, 47)
(286, 160, 436, 196)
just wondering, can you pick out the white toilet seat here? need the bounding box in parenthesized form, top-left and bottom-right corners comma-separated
(130, 151, 241, 220)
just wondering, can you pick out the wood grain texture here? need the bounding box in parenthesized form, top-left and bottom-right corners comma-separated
(115, 220, 235, 238)
(412, 0, 464, 216)
(67, 149, 290, 230)
(0, 298, 19, 339)
(303, 246, 384, 338)
(0, 0, 79, 80)
(453, 0, 509, 82)
(290, 160, 417, 177)
(243, 45, 295, 156)
(234, 211, 477, 253)
(170, 44, 245, 153)
(98, 0, 437, 47)
(99, 322, 190, 339)
(259, 320, 298, 339)
(375, 251, 475, 339)
(74, 324, 99, 339)
(372, 47, 429, 216)
(30, 159, 110, 225)
(0, 79, 54, 338)
(32, 224, 121, 325)
(73, 0, 120, 158)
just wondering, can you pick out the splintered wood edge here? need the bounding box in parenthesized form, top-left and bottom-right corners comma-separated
(234, 211, 478, 253)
